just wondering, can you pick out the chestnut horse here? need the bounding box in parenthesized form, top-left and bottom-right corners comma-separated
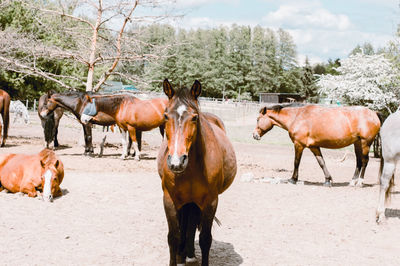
(158, 80, 237, 265)
(0, 89, 10, 147)
(80, 94, 168, 160)
(38, 93, 64, 149)
(253, 103, 381, 186)
(0, 148, 64, 202)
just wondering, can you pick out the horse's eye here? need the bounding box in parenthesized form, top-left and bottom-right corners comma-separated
(164, 113, 169, 121)
(192, 115, 198, 122)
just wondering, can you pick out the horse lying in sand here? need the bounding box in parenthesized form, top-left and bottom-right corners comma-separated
(0, 149, 64, 202)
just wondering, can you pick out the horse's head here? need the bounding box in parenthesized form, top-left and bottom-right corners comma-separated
(39, 91, 58, 118)
(80, 95, 97, 124)
(163, 79, 201, 174)
(253, 106, 274, 140)
(39, 149, 64, 202)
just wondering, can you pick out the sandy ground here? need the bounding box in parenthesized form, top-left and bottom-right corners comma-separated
(0, 112, 400, 265)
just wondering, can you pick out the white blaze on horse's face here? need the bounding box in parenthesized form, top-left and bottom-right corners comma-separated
(165, 104, 198, 173)
(42, 169, 53, 202)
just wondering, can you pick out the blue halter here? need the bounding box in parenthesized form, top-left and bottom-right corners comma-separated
(83, 99, 97, 116)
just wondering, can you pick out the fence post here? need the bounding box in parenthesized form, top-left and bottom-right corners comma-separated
(33, 99, 36, 112)
(26, 99, 29, 110)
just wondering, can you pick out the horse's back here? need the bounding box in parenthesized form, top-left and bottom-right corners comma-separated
(0, 154, 40, 192)
(292, 105, 380, 147)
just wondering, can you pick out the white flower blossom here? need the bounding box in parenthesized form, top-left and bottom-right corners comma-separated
(317, 53, 400, 113)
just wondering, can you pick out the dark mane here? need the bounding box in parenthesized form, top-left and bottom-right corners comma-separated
(173, 87, 200, 113)
(261, 102, 306, 112)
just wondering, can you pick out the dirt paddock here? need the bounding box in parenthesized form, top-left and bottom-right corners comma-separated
(1, 112, 400, 265)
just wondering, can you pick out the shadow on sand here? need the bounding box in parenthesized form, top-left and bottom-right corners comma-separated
(280, 179, 378, 188)
(385, 208, 400, 220)
(188, 239, 243, 266)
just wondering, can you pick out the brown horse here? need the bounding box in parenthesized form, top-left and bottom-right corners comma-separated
(0, 148, 64, 202)
(253, 103, 381, 186)
(38, 92, 64, 149)
(158, 80, 237, 265)
(81, 94, 168, 160)
(0, 89, 10, 147)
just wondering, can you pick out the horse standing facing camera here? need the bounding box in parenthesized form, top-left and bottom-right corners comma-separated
(158, 79, 237, 266)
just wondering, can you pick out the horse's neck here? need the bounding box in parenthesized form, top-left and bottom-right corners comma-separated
(193, 115, 218, 161)
(268, 108, 298, 130)
(55, 95, 82, 116)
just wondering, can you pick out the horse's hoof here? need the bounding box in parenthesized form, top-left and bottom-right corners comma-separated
(186, 257, 197, 264)
(376, 213, 386, 224)
(287, 178, 297, 184)
(323, 181, 332, 187)
(348, 180, 356, 187)
(356, 179, 364, 187)
(134, 156, 140, 161)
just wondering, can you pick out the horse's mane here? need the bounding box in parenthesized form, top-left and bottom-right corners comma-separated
(173, 87, 200, 113)
(39, 148, 57, 165)
(260, 102, 306, 112)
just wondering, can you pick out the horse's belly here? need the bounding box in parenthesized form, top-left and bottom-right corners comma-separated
(310, 137, 356, 149)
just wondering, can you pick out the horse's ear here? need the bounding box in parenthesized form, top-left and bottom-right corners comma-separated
(191, 80, 201, 99)
(40, 159, 45, 168)
(54, 160, 59, 168)
(85, 94, 92, 103)
(163, 79, 174, 99)
(260, 107, 267, 115)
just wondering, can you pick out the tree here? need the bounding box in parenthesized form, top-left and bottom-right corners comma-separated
(0, 0, 176, 92)
(318, 53, 400, 113)
(300, 57, 318, 102)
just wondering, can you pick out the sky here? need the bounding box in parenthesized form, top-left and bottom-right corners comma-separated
(167, 0, 399, 65)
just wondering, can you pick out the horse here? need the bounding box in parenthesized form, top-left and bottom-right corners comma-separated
(80, 93, 168, 160)
(38, 93, 64, 149)
(253, 103, 381, 187)
(38, 90, 121, 155)
(376, 110, 400, 223)
(0, 148, 64, 202)
(158, 79, 237, 265)
(10, 100, 30, 124)
(0, 89, 10, 147)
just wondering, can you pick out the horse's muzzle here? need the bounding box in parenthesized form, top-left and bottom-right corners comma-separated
(80, 114, 93, 124)
(43, 194, 53, 203)
(167, 154, 188, 173)
(253, 132, 261, 140)
(39, 110, 49, 118)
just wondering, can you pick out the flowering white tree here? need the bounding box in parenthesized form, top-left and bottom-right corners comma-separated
(317, 53, 400, 113)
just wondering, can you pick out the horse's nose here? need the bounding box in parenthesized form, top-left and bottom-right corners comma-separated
(43, 194, 53, 202)
(39, 110, 48, 118)
(253, 131, 261, 140)
(167, 154, 188, 173)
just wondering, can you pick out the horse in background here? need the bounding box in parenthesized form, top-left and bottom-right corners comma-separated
(158, 79, 237, 265)
(80, 94, 167, 160)
(10, 100, 30, 124)
(0, 148, 64, 202)
(376, 110, 400, 223)
(38, 93, 64, 149)
(0, 89, 10, 147)
(253, 103, 381, 187)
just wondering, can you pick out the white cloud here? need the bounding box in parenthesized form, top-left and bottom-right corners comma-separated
(262, 2, 352, 31)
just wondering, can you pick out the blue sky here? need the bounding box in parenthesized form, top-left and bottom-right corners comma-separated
(167, 0, 399, 64)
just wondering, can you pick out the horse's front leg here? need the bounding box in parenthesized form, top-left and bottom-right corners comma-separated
(376, 160, 395, 223)
(127, 126, 140, 161)
(289, 142, 304, 184)
(119, 129, 129, 159)
(199, 198, 218, 266)
(82, 123, 94, 155)
(310, 147, 332, 186)
(163, 193, 183, 266)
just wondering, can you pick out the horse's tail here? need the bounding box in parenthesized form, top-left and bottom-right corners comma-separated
(41, 113, 56, 146)
(1, 93, 10, 146)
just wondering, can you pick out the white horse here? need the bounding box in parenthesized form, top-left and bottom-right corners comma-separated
(10, 100, 29, 124)
(376, 110, 400, 223)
